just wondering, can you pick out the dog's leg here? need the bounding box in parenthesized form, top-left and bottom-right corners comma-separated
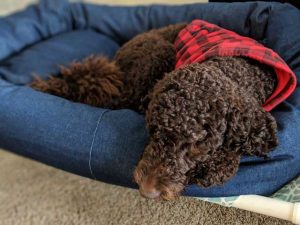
(229, 101, 278, 156)
(30, 56, 124, 108)
(192, 150, 241, 188)
(30, 75, 70, 99)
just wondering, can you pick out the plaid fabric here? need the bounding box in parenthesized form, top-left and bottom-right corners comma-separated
(175, 20, 297, 111)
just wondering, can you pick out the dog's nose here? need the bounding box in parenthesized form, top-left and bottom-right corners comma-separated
(139, 187, 161, 199)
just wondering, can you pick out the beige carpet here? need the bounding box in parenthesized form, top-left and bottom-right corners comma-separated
(0, 150, 292, 225)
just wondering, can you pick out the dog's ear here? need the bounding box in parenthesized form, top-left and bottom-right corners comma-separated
(189, 149, 241, 188)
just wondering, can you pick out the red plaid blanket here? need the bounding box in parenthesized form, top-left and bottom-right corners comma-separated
(175, 20, 297, 111)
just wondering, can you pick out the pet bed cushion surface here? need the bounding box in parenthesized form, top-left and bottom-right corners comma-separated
(0, 0, 299, 197)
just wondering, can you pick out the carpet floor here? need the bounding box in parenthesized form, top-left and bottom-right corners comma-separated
(0, 149, 291, 225)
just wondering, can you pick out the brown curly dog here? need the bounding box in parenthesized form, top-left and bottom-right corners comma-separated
(134, 57, 278, 199)
(31, 24, 186, 112)
(30, 24, 278, 200)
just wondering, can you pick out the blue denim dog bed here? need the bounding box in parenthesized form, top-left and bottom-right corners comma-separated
(0, 0, 299, 197)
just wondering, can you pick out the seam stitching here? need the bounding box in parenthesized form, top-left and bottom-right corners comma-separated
(89, 109, 109, 179)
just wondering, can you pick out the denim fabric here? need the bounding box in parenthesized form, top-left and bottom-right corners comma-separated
(0, 0, 299, 197)
(0, 30, 119, 84)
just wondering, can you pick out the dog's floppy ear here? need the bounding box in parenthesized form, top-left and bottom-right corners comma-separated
(189, 148, 241, 188)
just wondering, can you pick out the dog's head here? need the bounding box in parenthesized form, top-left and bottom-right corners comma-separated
(133, 141, 210, 200)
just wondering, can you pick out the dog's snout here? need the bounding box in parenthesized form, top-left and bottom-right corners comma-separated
(139, 187, 161, 199)
(138, 178, 161, 199)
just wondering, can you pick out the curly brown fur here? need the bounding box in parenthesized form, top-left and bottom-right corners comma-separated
(30, 23, 186, 112)
(208, 57, 277, 104)
(114, 23, 187, 111)
(30, 56, 124, 108)
(134, 57, 278, 199)
(151, 23, 187, 43)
